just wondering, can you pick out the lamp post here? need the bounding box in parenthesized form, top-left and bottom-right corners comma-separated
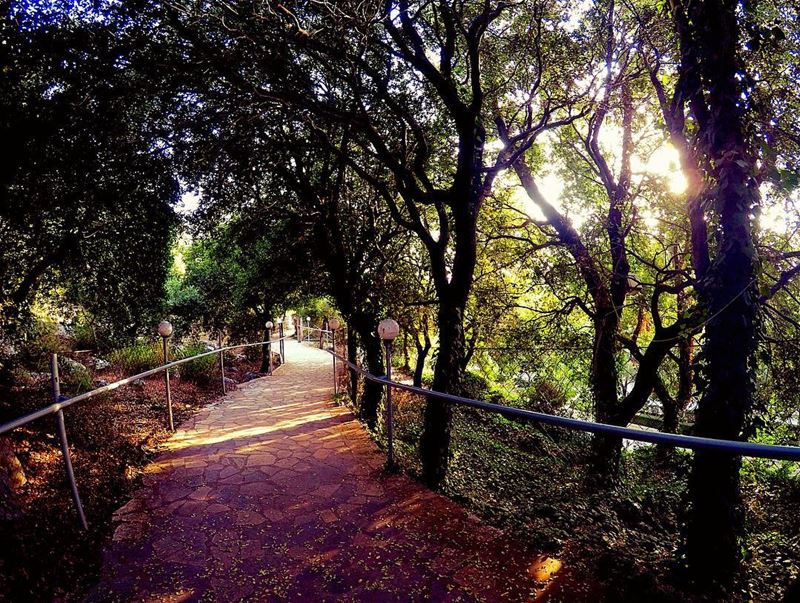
(158, 320, 175, 431)
(265, 321, 274, 376)
(278, 320, 285, 364)
(329, 318, 341, 396)
(378, 318, 400, 467)
(305, 316, 310, 342)
(218, 331, 226, 394)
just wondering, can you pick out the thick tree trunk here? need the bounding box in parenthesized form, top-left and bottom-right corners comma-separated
(347, 332, 358, 407)
(349, 312, 384, 429)
(260, 333, 270, 373)
(419, 302, 465, 488)
(669, 0, 759, 588)
(687, 240, 755, 588)
(590, 305, 622, 482)
(662, 401, 680, 435)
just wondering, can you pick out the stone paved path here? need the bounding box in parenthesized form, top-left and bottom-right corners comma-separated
(87, 341, 560, 602)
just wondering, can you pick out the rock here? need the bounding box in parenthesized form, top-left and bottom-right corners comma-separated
(242, 371, 266, 382)
(613, 499, 642, 522)
(234, 353, 247, 362)
(93, 358, 111, 370)
(59, 356, 88, 375)
(131, 379, 146, 388)
(223, 377, 237, 389)
(95, 379, 109, 387)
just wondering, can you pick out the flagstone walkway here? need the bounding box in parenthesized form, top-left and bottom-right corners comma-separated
(86, 341, 561, 602)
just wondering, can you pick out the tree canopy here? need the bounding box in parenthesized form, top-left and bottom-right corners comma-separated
(3, 0, 800, 597)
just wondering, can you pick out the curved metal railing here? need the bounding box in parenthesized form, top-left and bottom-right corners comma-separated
(321, 345, 800, 464)
(0, 332, 293, 528)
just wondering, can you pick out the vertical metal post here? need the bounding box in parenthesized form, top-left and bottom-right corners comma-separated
(384, 341, 394, 467)
(162, 337, 174, 431)
(279, 323, 285, 364)
(297, 317, 302, 342)
(219, 333, 226, 395)
(266, 327, 273, 376)
(331, 329, 337, 397)
(51, 354, 88, 530)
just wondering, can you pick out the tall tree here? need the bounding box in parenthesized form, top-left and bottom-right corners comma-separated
(668, 0, 762, 588)
(0, 2, 178, 340)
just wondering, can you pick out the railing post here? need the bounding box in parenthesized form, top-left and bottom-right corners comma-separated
(219, 332, 226, 395)
(162, 336, 174, 431)
(51, 354, 88, 530)
(266, 324, 273, 376)
(329, 319, 341, 397)
(384, 340, 394, 467)
(279, 323, 285, 364)
(377, 318, 399, 468)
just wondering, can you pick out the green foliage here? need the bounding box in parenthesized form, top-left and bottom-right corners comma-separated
(175, 343, 218, 386)
(108, 341, 162, 375)
(58, 357, 93, 394)
(1, 3, 179, 342)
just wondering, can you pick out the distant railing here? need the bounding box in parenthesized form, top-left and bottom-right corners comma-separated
(314, 342, 800, 467)
(0, 332, 293, 529)
(296, 324, 332, 348)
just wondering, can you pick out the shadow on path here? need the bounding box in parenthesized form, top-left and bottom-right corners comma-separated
(86, 341, 587, 602)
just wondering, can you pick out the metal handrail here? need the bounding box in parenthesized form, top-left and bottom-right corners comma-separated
(0, 334, 294, 528)
(0, 335, 293, 436)
(324, 348, 800, 462)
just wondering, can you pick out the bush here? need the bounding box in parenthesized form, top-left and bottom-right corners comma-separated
(108, 340, 161, 374)
(58, 357, 93, 394)
(71, 313, 100, 350)
(18, 319, 66, 370)
(176, 343, 218, 385)
(460, 371, 505, 403)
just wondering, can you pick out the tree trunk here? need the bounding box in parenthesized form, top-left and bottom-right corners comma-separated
(589, 305, 622, 483)
(402, 330, 410, 371)
(347, 332, 358, 407)
(260, 328, 271, 373)
(687, 244, 755, 588)
(662, 400, 680, 435)
(419, 301, 465, 488)
(669, 0, 760, 588)
(413, 334, 430, 388)
(349, 312, 383, 429)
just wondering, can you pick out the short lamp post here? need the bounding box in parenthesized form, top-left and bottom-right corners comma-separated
(378, 318, 400, 467)
(158, 320, 175, 432)
(329, 318, 341, 395)
(218, 330, 226, 395)
(278, 320, 285, 364)
(265, 321, 274, 376)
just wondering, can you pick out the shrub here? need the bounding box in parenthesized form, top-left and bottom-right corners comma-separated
(58, 357, 93, 394)
(18, 319, 66, 370)
(108, 341, 161, 375)
(176, 343, 218, 385)
(71, 313, 99, 350)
